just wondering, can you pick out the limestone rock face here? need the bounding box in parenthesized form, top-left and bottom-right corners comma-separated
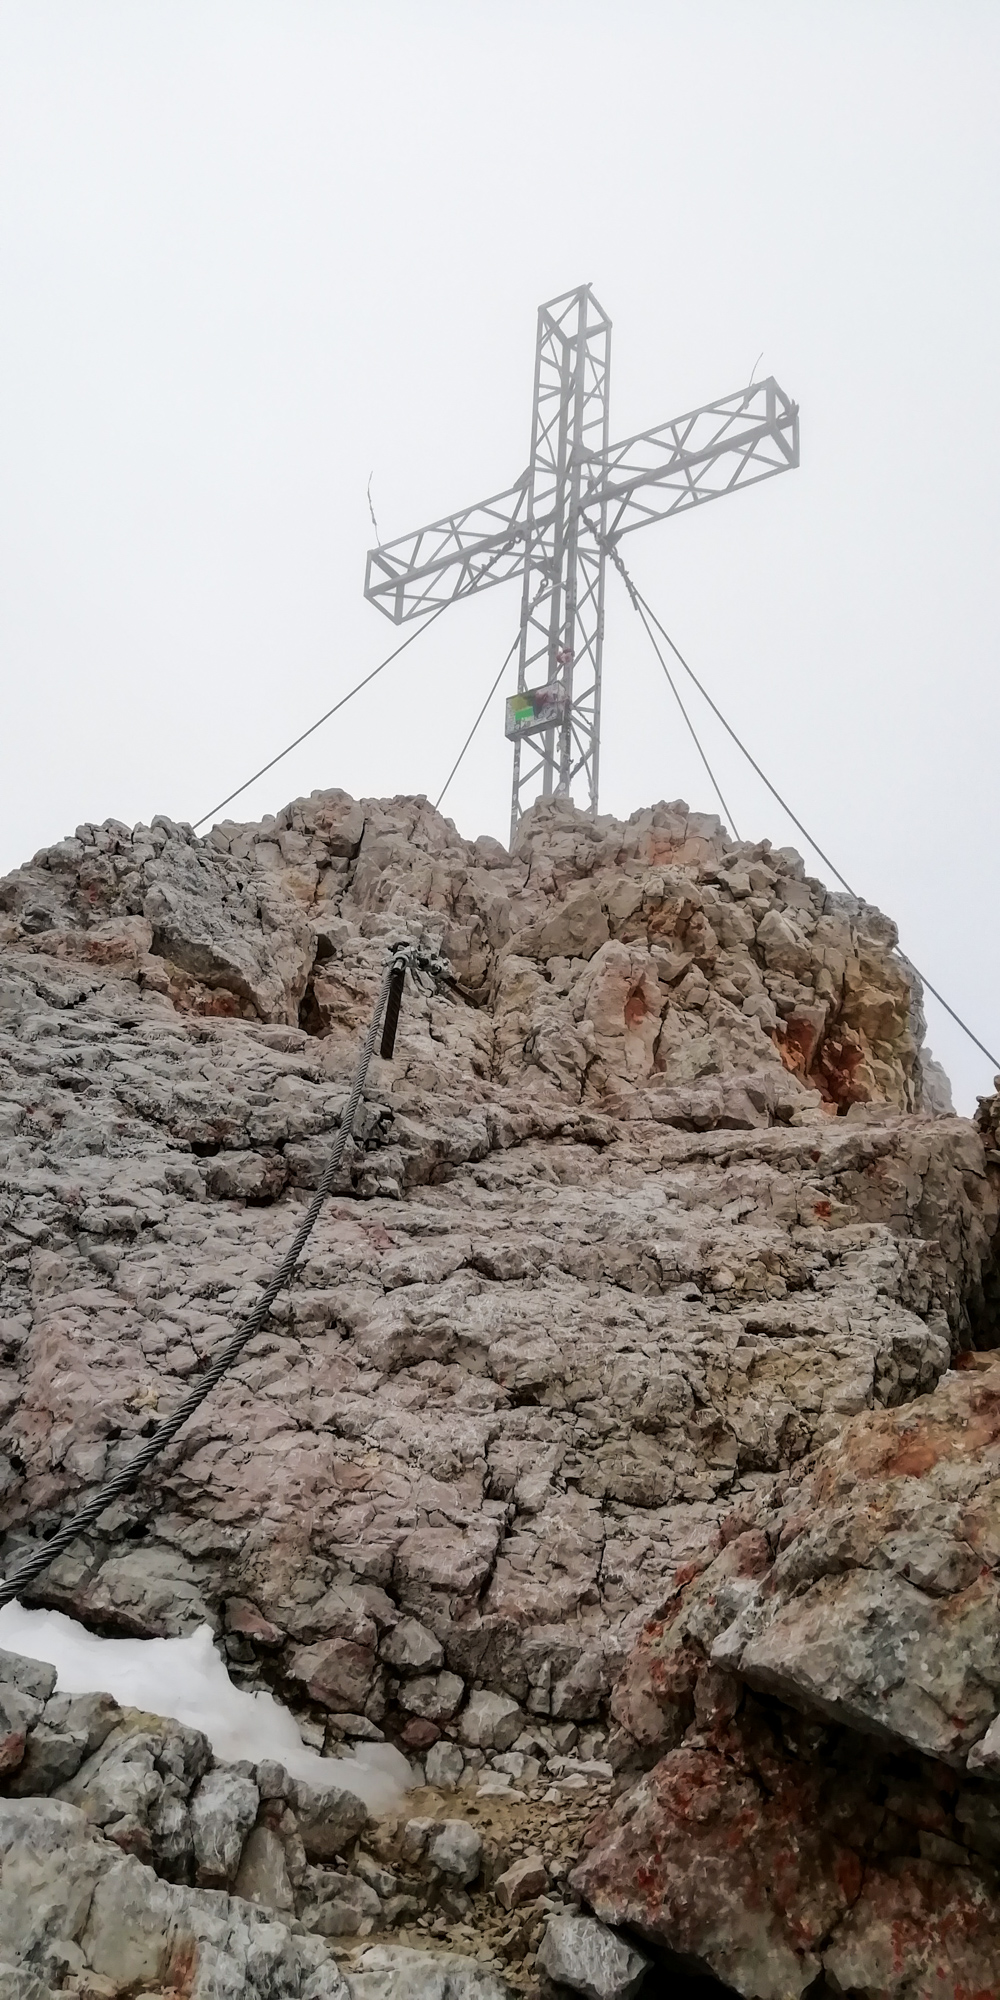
(0, 1794, 353, 1999)
(536, 1911, 650, 1999)
(0, 794, 990, 1716)
(1, 786, 999, 1997)
(345, 1943, 511, 1998)
(575, 1355, 1000, 1995)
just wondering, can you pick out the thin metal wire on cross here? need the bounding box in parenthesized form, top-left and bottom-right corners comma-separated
(435, 578, 552, 813)
(582, 516, 740, 841)
(193, 538, 519, 834)
(606, 542, 1000, 1076)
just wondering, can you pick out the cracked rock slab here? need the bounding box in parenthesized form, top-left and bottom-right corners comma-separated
(0, 1795, 350, 1998)
(345, 1943, 512, 1998)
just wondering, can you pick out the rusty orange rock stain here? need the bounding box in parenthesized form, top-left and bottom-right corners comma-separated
(728, 1529, 771, 1577)
(815, 1030, 870, 1109)
(165, 1936, 199, 1995)
(779, 1014, 824, 1082)
(834, 1849, 864, 1903)
(671, 1560, 701, 1595)
(638, 834, 682, 867)
(884, 1434, 944, 1477)
(872, 1386, 1000, 1481)
(624, 983, 650, 1028)
(0, 1729, 26, 1774)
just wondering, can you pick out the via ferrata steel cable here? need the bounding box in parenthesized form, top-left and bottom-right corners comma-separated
(0, 940, 446, 1609)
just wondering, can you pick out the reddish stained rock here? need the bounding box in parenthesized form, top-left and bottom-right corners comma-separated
(287, 1635, 376, 1713)
(611, 1361, 1000, 1773)
(1, 793, 988, 1750)
(591, 1351, 1000, 1996)
(609, 1625, 703, 1753)
(574, 1726, 871, 1998)
(224, 1597, 286, 1648)
(575, 1690, 1000, 1999)
(0, 1729, 25, 1775)
(401, 1717, 440, 1751)
(2, 790, 998, 1987)
(609, 1531, 772, 1756)
(823, 1860, 1000, 1999)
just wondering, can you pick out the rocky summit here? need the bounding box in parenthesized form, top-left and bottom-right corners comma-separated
(1, 785, 999, 1999)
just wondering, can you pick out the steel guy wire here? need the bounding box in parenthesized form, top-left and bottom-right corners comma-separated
(0, 941, 434, 1608)
(591, 524, 740, 840)
(434, 577, 552, 813)
(610, 551, 854, 896)
(192, 541, 518, 834)
(606, 540, 1000, 1075)
(435, 639, 519, 814)
(632, 588, 742, 841)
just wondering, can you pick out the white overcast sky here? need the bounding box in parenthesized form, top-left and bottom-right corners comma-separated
(2, 1, 999, 1111)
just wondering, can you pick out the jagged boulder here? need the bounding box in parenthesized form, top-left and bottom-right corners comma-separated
(0, 1795, 352, 1999)
(2, 794, 996, 1718)
(574, 1355, 1000, 1996)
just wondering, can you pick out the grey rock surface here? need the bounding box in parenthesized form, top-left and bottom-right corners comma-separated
(233, 1821, 296, 1912)
(307, 1871, 382, 1935)
(346, 1942, 512, 1998)
(56, 1708, 213, 1875)
(0, 1651, 56, 1702)
(381, 1617, 445, 1675)
(493, 1853, 546, 1910)
(399, 1671, 466, 1723)
(427, 1818, 483, 1884)
(9, 1715, 92, 1796)
(0, 1966, 51, 2000)
(294, 1779, 372, 1860)
(189, 1762, 259, 1884)
(424, 1739, 464, 1790)
(459, 1694, 523, 1754)
(536, 1911, 651, 2000)
(1, 791, 982, 1729)
(0, 1795, 350, 1998)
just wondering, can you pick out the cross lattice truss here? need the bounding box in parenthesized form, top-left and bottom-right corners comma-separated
(364, 285, 799, 842)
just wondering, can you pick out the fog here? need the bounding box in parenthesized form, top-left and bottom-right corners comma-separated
(1, 2, 998, 1110)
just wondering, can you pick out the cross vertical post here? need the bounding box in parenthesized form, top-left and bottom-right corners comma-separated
(510, 286, 611, 844)
(364, 288, 798, 841)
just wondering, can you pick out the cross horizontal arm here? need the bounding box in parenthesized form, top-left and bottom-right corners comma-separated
(364, 478, 530, 624)
(364, 379, 798, 628)
(592, 378, 798, 542)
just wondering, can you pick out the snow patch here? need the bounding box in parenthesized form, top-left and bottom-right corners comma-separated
(0, 1600, 410, 1812)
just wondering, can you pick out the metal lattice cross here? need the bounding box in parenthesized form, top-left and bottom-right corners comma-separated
(365, 285, 798, 844)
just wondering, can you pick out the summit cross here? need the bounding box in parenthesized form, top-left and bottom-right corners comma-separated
(364, 284, 798, 844)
